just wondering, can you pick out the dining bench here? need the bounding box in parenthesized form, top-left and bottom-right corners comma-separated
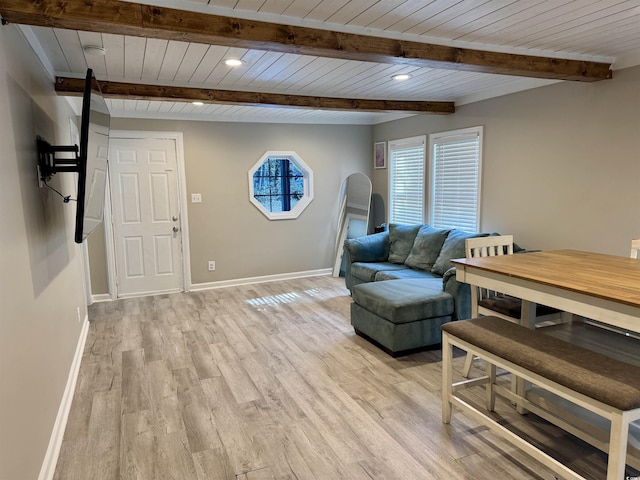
(441, 316, 640, 480)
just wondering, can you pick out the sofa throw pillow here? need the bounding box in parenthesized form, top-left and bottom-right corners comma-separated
(404, 225, 451, 271)
(388, 223, 422, 264)
(431, 229, 489, 276)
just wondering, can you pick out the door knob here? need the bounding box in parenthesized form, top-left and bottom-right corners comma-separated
(172, 216, 179, 221)
(173, 226, 179, 233)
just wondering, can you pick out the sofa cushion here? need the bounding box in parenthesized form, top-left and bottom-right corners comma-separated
(388, 224, 422, 264)
(350, 262, 408, 283)
(351, 303, 450, 353)
(431, 229, 489, 276)
(375, 269, 442, 283)
(405, 225, 451, 271)
(351, 279, 454, 324)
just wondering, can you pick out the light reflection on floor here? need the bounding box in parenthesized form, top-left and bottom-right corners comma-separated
(245, 287, 327, 311)
(246, 291, 301, 307)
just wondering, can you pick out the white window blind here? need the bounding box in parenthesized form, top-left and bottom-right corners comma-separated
(430, 127, 483, 232)
(389, 136, 426, 224)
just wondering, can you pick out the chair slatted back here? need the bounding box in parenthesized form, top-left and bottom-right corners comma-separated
(465, 235, 514, 318)
(465, 235, 514, 259)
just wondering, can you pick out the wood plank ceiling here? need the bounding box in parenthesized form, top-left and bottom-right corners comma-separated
(3, 0, 639, 124)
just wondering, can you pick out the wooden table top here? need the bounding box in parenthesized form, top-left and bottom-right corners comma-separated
(452, 249, 640, 308)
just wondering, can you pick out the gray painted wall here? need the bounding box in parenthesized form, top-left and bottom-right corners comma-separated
(0, 25, 88, 479)
(372, 65, 640, 256)
(89, 119, 372, 291)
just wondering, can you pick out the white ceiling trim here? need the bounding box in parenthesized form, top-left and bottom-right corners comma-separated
(17, 25, 56, 80)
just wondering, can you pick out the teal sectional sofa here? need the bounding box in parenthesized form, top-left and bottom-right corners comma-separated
(344, 224, 506, 355)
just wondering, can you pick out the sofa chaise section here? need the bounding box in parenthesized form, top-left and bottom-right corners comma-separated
(344, 223, 505, 355)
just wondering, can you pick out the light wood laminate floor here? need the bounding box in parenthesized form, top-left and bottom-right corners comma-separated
(54, 276, 622, 479)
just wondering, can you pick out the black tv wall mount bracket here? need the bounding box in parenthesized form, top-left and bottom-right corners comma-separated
(36, 136, 80, 183)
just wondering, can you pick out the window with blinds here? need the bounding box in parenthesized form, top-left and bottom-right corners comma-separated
(429, 127, 483, 232)
(388, 136, 426, 224)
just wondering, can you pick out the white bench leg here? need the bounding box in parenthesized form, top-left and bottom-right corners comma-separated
(559, 311, 573, 324)
(442, 333, 453, 423)
(515, 376, 528, 414)
(606, 412, 630, 480)
(462, 289, 481, 378)
(486, 362, 496, 411)
(520, 300, 536, 329)
(462, 352, 475, 377)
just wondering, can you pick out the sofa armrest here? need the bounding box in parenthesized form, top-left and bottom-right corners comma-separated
(443, 266, 471, 321)
(344, 231, 389, 262)
(343, 231, 390, 291)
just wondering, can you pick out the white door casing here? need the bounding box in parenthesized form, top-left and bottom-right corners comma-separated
(107, 133, 190, 298)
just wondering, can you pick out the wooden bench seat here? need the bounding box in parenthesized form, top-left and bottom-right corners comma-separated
(441, 316, 640, 480)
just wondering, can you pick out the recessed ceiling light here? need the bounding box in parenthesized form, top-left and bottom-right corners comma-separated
(192, 101, 204, 106)
(224, 59, 243, 67)
(82, 45, 106, 56)
(392, 74, 411, 81)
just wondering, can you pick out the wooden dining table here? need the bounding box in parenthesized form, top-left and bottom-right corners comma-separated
(451, 249, 640, 335)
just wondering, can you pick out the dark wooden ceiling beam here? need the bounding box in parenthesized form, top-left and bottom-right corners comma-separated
(1, 0, 612, 82)
(55, 77, 456, 114)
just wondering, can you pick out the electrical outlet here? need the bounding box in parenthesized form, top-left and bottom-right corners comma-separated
(191, 193, 202, 203)
(208, 260, 216, 271)
(76, 306, 82, 323)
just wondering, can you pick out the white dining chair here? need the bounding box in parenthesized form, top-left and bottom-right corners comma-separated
(462, 235, 567, 377)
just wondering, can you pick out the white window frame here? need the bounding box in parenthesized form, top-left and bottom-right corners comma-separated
(248, 150, 314, 220)
(388, 135, 426, 225)
(428, 126, 483, 232)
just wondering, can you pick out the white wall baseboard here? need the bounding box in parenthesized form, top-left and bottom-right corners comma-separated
(190, 268, 332, 292)
(38, 316, 90, 480)
(91, 293, 112, 303)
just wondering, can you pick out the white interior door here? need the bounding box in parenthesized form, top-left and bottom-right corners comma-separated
(109, 137, 183, 297)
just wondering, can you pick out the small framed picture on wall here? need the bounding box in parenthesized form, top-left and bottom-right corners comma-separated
(374, 141, 386, 169)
